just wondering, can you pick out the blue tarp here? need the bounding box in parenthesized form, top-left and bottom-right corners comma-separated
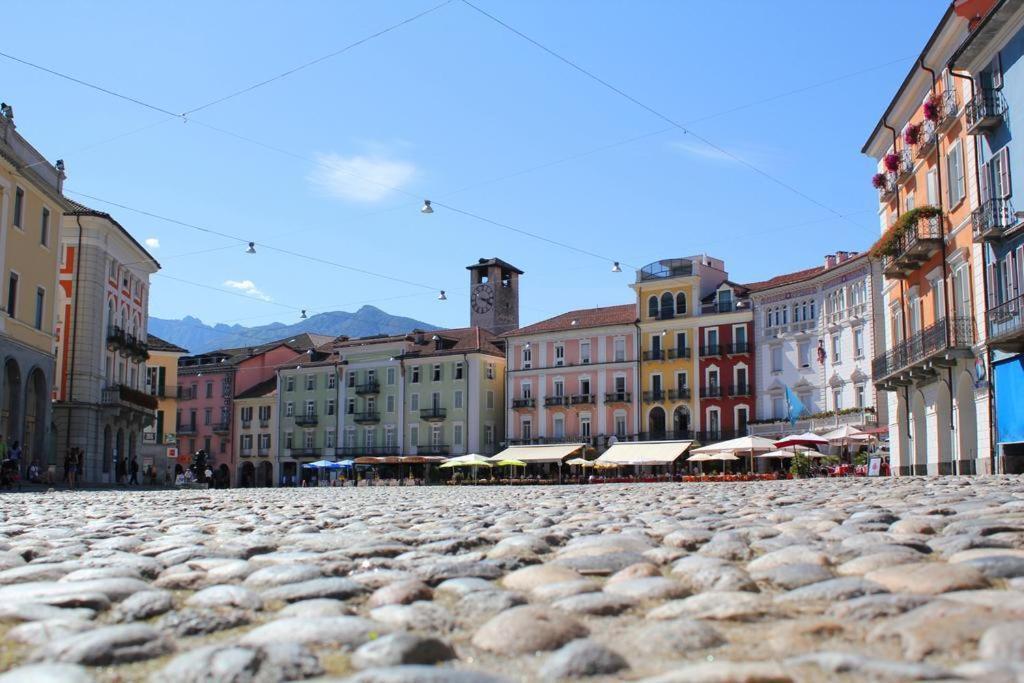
(995, 356, 1024, 443)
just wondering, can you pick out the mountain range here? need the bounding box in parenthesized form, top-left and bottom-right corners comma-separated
(149, 305, 437, 354)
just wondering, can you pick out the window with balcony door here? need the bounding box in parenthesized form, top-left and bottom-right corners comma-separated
(385, 395, 394, 412)
(241, 406, 253, 423)
(676, 371, 687, 392)
(260, 433, 271, 450)
(854, 328, 864, 358)
(432, 364, 442, 382)
(553, 415, 565, 438)
(614, 413, 627, 437)
(326, 430, 336, 448)
(981, 147, 1011, 203)
(366, 397, 376, 414)
(285, 431, 293, 449)
(734, 325, 747, 349)
(285, 402, 294, 417)
(454, 362, 464, 380)
(890, 305, 904, 344)
(347, 373, 355, 388)
(387, 367, 396, 385)
(718, 289, 732, 312)
(735, 367, 747, 393)
(454, 390, 463, 408)
(580, 414, 591, 437)
(651, 374, 662, 394)
(522, 346, 532, 369)
(306, 375, 315, 390)
(660, 292, 675, 318)
(707, 368, 719, 390)
(771, 346, 783, 373)
(614, 338, 626, 362)
(328, 373, 336, 389)
(736, 407, 748, 435)
(614, 375, 626, 394)
(384, 428, 395, 449)
(366, 428, 377, 447)
(204, 408, 212, 425)
(707, 409, 720, 435)
(206, 381, 213, 398)
(553, 379, 564, 397)
(522, 418, 532, 439)
(651, 334, 661, 356)
(855, 385, 865, 409)
(431, 424, 443, 445)
(580, 341, 591, 364)
(772, 397, 786, 419)
(522, 382, 532, 399)
(326, 399, 335, 416)
(905, 192, 915, 212)
(648, 296, 658, 319)
(952, 263, 971, 319)
(676, 332, 686, 356)
(347, 398, 355, 414)
(705, 329, 718, 351)
(676, 292, 687, 316)
(453, 424, 463, 446)
(833, 390, 842, 411)
(580, 378, 591, 398)
(411, 366, 420, 383)
(554, 345, 564, 366)
(832, 334, 841, 363)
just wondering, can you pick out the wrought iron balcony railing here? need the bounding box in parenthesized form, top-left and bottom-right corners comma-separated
(872, 316, 974, 386)
(972, 198, 1017, 242)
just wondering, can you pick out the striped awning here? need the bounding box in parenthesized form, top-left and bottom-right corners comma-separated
(490, 444, 586, 463)
(597, 441, 693, 466)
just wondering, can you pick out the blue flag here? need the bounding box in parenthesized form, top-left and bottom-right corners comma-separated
(785, 386, 805, 425)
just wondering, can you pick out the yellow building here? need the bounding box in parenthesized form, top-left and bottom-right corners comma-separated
(0, 104, 63, 467)
(632, 258, 702, 439)
(141, 334, 188, 481)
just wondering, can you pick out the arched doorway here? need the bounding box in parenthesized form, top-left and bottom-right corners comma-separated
(894, 393, 910, 475)
(936, 383, 953, 474)
(218, 463, 230, 489)
(23, 367, 47, 468)
(672, 406, 690, 438)
(102, 425, 113, 478)
(911, 391, 927, 476)
(115, 428, 124, 483)
(648, 407, 666, 438)
(2, 359, 22, 442)
(239, 461, 255, 488)
(258, 461, 274, 487)
(956, 371, 978, 474)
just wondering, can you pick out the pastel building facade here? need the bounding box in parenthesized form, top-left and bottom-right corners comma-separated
(865, 2, 993, 475)
(503, 304, 639, 449)
(53, 202, 159, 482)
(277, 350, 338, 484)
(747, 252, 886, 434)
(1, 107, 63, 468)
(234, 377, 277, 487)
(951, 0, 1024, 471)
(696, 281, 754, 441)
(141, 334, 188, 478)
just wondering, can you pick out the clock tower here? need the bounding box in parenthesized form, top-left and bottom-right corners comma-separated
(466, 257, 523, 335)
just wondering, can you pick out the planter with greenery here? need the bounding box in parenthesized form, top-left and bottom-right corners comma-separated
(883, 153, 900, 172)
(872, 205, 943, 259)
(903, 123, 921, 146)
(872, 173, 887, 190)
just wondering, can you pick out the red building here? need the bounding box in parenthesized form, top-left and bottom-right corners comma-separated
(696, 282, 754, 441)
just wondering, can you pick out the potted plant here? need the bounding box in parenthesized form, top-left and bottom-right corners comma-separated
(883, 153, 900, 173)
(872, 172, 887, 190)
(923, 94, 939, 122)
(903, 123, 921, 146)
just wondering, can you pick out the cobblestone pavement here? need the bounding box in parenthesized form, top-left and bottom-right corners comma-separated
(3, 478, 1024, 682)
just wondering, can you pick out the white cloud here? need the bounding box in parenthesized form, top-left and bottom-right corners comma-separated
(668, 139, 741, 164)
(308, 152, 416, 203)
(223, 279, 271, 302)
(144, 237, 160, 249)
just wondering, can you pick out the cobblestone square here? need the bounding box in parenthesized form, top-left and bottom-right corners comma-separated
(3, 478, 1024, 681)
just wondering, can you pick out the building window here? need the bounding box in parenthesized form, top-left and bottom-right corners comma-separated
(33, 287, 44, 330)
(454, 390, 463, 408)
(648, 296, 659, 319)
(260, 433, 271, 450)
(411, 366, 420, 383)
(306, 375, 316, 390)
(486, 390, 494, 410)
(347, 398, 355, 415)
(204, 436, 212, 453)
(833, 390, 842, 411)
(522, 382, 532, 399)
(736, 406, 749, 435)
(660, 292, 675, 318)
(614, 413, 627, 437)
(832, 334, 841, 363)
(947, 141, 966, 206)
(386, 395, 395, 412)
(40, 208, 49, 246)
(13, 188, 24, 228)
(410, 393, 419, 411)
(580, 341, 591, 364)
(206, 381, 214, 398)
(798, 342, 811, 368)
(771, 346, 783, 373)
(855, 385, 865, 409)
(453, 424, 463, 446)
(676, 292, 687, 316)
(285, 402, 294, 417)
(554, 345, 565, 366)
(580, 414, 591, 437)
(553, 379, 564, 397)
(854, 328, 864, 358)
(203, 407, 212, 425)
(522, 418, 532, 439)
(6, 272, 18, 317)
(347, 372, 356, 388)
(522, 347, 532, 369)
(772, 397, 786, 420)
(454, 362, 464, 379)
(326, 430, 336, 448)
(487, 363, 495, 379)
(326, 399, 336, 416)
(553, 415, 565, 438)
(304, 430, 315, 449)
(484, 424, 494, 446)
(387, 367, 396, 385)
(432, 364, 442, 382)
(328, 373, 336, 389)
(614, 338, 626, 362)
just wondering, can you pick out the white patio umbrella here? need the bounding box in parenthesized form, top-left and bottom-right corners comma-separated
(820, 425, 868, 442)
(691, 435, 775, 472)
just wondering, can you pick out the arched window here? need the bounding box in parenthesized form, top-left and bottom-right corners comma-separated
(107, 300, 115, 331)
(676, 292, 687, 316)
(648, 296, 659, 319)
(660, 292, 675, 319)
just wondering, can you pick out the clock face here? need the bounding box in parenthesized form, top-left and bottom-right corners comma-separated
(471, 283, 495, 314)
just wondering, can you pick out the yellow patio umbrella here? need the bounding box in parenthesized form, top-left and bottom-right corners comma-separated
(565, 457, 593, 466)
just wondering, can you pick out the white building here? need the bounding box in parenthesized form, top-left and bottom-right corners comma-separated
(748, 252, 886, 434)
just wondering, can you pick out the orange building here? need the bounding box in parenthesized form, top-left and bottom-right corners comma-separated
(863, 2, 996, 475)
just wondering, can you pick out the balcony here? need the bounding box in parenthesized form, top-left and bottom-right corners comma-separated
(643, 350, 667, 361)
(511, 397, 536, 409)
(988, 294, 1024, 353)
(212, 421, 231, 434)
(668, 388, 691, 401)
(353, 412, 380, 424)
(544, 396, 568, 407)
(570, 394, 595, 405)
(420, 407, 447, 421)
(877, 172, 897, 203)
(639, 430, 694, 441)
(257, 447, 271, 456)
(509, 436, 594, 446)
(355, 381, 380, 395)
(177, 423, 197, 435)
(241, 420, 252, 430)
(699, 345, 723, 357)
(106, 325, 127, 351)
(339, 446, 401, 457)
(642, 390, 668, 403)
(725, 342, 750, 355)
(669, 347, 691, 359)
(240, 447, 253, 457)
(101, 384, 158, 413)
(639, 259, 693, 281)
(896, 147, 915, 184)
(700, 385, 723, 399)
(966, 90, 1006, 135)
(917, 121, 940, 159)
(294, 411, 319, 426)
(935, 88, 959, 132)
(880, 215, 943, 279)
(289, 447, 322, 458)
(972, 198, 1018, 242)
(259, 419, 270, 428)
(730, 383, 752, 397)
(872, 316, 974, 389)
(418, 444, 450, 456)
(605, 392, 631, 404)
(177, 386, 195, 400)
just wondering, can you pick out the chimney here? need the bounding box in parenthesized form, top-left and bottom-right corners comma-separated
(836, 251, 849, 263)
(824, 254, 837, 269)
(247, 347, 255, 356)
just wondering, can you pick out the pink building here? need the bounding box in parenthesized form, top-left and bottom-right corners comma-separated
(176, 334, 328, 486)
(503, 305, 639, 451)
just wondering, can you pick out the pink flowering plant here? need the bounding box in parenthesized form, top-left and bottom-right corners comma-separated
(923, 95, 939, 122)
(903, 123, 921, 146)
(883, 153, 900, 172)
(872, 172, 887, 190)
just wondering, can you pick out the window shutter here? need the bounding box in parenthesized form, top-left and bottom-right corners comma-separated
(988, 262, 999, 308)
(993, 55, 1003, 89)
(1017, 246, 1024, 299)
(980, 160, 991, 202)
(1000, 147, 1012, 198)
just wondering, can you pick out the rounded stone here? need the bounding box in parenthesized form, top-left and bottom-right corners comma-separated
(502, 564, 583, 592)
(538, 639, 628, 679)
(29, 624, 173, 665)
(351, 632, 456, 669)
(367, 579, 433, 608)
(186, 584, 263, 611)
(242, 564, 321, 588)
(865, 562, 988, 595)
(240, 615, 388, 649)
(979, 621, 1024, 660)
(472, 605, 588, 654)
(602, 577, 688, 601)
(150, 643, 322, 683)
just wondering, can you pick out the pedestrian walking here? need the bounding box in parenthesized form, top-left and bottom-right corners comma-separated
(129, 456, 139, 485)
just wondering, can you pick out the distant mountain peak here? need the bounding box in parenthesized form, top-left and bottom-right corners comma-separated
(149, 308, 437, 354)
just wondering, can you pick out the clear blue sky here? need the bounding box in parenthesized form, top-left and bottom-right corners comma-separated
(2, 1, 943, 331)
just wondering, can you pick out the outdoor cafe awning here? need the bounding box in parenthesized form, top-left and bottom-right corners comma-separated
(597, 440, 693, 466)
(491, 444, 586, 463)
